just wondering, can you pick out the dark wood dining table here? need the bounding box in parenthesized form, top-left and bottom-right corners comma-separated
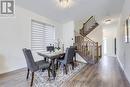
(37, 51, 65, 79)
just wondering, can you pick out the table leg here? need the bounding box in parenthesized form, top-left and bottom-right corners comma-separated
(44, 57, 47, 61)
(42, 57, 47, 72)
(51, 59, 56, 79)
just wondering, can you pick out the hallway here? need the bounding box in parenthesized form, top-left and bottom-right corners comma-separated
(62, 56, 130, 87)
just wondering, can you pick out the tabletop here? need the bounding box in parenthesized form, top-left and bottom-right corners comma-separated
(37, 51, 65, 59)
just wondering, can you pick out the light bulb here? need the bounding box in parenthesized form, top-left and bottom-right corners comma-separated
(59, 0, 69, 8)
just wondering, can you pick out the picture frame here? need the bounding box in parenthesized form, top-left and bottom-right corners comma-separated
(125, 18, 130, 43)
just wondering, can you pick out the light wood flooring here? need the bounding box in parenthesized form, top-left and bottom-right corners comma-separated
(0, 56, 130, 87)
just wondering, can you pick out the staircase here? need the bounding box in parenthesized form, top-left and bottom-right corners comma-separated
(75, 16, 101, 64)
(80, 16, 99, 37)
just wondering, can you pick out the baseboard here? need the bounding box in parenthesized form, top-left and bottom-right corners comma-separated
(76, 53, 87, 63)
(0, 67, 26, 76)
(117, 57, 124, 71)
(117, 57, 130, 84)
(124, 70, 130, 84)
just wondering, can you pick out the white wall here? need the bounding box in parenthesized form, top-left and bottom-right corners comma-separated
(87, 25, 103, 45)
(117, 0, 130, 83)
(103, 21, 118, 57)
(0, 6, 62, 74)
(74, 20, 83, 34)
(104, 38, 115, 56)
(76, 53, 87, 63)
(62, 21, 75, 50)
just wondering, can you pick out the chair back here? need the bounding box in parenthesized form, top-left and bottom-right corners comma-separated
(22, 48, 37, 71)
(46, 46, 54, 52)
(64, 47, 75, 64)
(70, 46, 76, 56)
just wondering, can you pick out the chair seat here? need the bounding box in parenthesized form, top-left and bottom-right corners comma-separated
(36, 60, 50, 70)
(58, 59, 66, 65)
(23, 48, 51, 86)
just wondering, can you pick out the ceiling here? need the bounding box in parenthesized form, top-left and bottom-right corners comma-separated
(16, 0, 125, 23)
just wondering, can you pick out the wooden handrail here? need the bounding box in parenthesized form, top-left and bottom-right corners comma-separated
(83, 16, 94, 26)
(79, 34, 96, 43)
(80, 16, 98, 37)
(74, 16, 100, 64)
(81, 16, 94, 35)
(75, 35, 99, 64)
(84, 36, 97, 44)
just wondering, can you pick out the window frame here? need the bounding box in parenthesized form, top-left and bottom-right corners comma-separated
(31, 19, 56, 52)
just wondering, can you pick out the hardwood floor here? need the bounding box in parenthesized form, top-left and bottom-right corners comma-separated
(62, 56, 130, 87)
(0, 56, 130, 87)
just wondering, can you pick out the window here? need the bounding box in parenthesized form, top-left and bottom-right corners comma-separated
(31, 20, 55, 52)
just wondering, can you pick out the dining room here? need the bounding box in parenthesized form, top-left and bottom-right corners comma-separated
(0, 0, 130, 87)
(22, 19, 86, 86)
(23, 45, 87, 87)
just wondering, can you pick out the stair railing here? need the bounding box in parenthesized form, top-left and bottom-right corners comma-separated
(80, 16, 99, 37)
(75, 35, 99, 63)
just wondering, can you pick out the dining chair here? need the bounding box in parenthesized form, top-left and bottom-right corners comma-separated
(22, 48, 51, 86)
(58, 47, 75, 74)
(46, 46, 54, 52)
(70, 46, 76, 61)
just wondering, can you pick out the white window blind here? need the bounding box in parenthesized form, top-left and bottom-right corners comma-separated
(31, 20, 55, 52)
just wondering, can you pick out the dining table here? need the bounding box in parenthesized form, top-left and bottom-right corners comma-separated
(37, 51, 65, 79)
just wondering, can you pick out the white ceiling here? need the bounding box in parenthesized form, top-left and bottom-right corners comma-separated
(16, 0, 125, 23)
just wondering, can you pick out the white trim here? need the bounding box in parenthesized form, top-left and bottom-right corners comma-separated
(117, 57, 130, 84)
(117, 57, 124, 71)
(124, 70, 130, 84)
(76, 53, 87, 63)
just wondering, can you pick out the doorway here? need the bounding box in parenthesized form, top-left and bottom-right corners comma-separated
(114, 38, 117, 55)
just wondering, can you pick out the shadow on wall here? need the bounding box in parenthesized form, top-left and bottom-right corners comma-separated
(0, 54, 8, 74)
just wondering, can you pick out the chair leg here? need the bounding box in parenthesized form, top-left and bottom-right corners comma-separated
(64, 65, 67, 74)
(72, 62, 74, 70)
(56, 60, 59, 70)
(59, 62, 61, 67)
(47, 68, 50, 78)
(26, 69, 29, 80)
(74, 56, 76, 62)
(30, 72, 34, 87)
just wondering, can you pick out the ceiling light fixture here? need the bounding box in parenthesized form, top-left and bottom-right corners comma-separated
(59, 0, 70, 8)
(104, 19, 112, 24)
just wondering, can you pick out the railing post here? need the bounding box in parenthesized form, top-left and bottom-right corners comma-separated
(99, 45, 102, 58)
(96, 42, 99, 62)
(100, 45, 102, 57)
(75, 35, 100, 64)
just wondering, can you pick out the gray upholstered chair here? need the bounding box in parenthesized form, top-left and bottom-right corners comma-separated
(22, 48, 51, 86)
(70, 46, 76, 61)
(58, 47, 75, 74)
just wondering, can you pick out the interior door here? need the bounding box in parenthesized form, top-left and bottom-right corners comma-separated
(114, 38, 117, 55)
